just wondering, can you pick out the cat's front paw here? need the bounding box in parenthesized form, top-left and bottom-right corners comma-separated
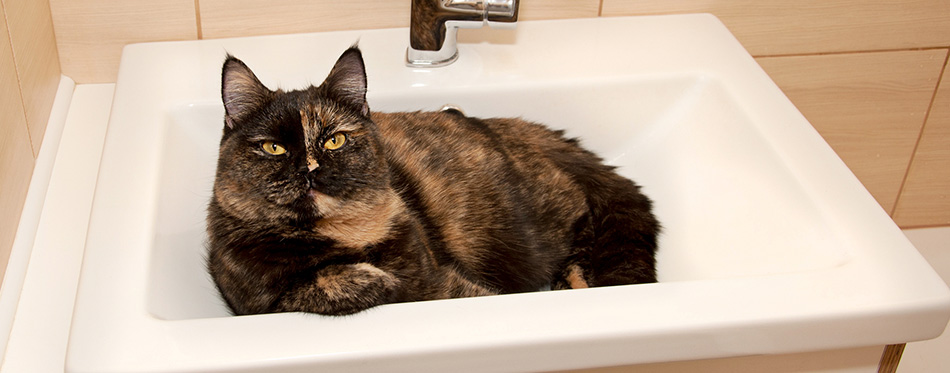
(317, 263, 399, 302)
(278, 263, 400, 315)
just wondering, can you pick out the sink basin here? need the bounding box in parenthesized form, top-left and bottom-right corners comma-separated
(68, 14, 950, 372)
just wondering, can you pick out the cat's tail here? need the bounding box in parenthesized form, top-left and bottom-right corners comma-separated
(549, 146, 659, 289)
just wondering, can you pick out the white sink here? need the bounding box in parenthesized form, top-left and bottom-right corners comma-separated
(68, 15, 950, 372)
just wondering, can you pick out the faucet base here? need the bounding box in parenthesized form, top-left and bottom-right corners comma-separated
(406, 48, 459, 68)
(406, 22, 464, 67)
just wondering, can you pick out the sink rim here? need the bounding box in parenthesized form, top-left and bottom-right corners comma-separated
(68, 14, 950, 373)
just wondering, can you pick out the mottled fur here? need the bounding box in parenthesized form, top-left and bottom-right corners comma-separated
(207, 48, 659, 316)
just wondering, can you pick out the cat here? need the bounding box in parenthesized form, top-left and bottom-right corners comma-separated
(207, 47, 659, 316)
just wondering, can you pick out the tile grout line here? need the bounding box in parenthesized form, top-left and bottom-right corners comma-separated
(754, 46, 950, 60)
(194, 0, 203, 40)
(0, 0, 36, 157)
(901, 223, 950, 230)
(889, 48, 950, 221)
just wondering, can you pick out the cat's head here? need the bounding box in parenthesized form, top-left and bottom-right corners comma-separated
(213, 48, 390, 228)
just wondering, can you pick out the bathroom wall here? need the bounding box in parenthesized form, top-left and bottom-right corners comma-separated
(2, 0, 947, 284)
(0, 0, 61, 282)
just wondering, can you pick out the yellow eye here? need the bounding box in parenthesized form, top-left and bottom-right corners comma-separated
(261, 141, 287, 155)
(324, 132, 347, 150)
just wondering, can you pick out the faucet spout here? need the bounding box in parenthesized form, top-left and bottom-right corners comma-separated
(407, 0, 518, 67)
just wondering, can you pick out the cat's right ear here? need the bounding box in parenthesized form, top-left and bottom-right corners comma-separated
(222, 55, 270, 129)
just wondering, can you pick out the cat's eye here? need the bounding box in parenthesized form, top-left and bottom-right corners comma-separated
(324, 132, 347, 150)
(261, 141, 287, 155)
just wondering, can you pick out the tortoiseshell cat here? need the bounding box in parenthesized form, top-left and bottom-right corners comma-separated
(207, 47, 659, 316)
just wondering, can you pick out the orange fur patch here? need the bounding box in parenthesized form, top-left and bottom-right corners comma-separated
(309, 189, 340, 215)
(566, 264, 589, 289)
(314, 190, 405, 249)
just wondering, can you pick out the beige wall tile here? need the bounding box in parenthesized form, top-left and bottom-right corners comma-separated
(49, 0, 198, 83)
(894, 57, 950, 227)
(199, 0, 410, 40)
(756, 50, 947, 213)
(518, 0, 600, 20)
(601, 0, 950, 56)
(199, 0, 599, 41)
(0, 12, 36, 284)
(51, 0, 595, 83)
(3, 0, 62, 157)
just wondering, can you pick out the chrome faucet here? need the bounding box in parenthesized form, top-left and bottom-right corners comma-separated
(407, 0, 519, 67)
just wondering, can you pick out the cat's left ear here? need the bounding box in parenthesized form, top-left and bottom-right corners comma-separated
(323, 47, 370, 117)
